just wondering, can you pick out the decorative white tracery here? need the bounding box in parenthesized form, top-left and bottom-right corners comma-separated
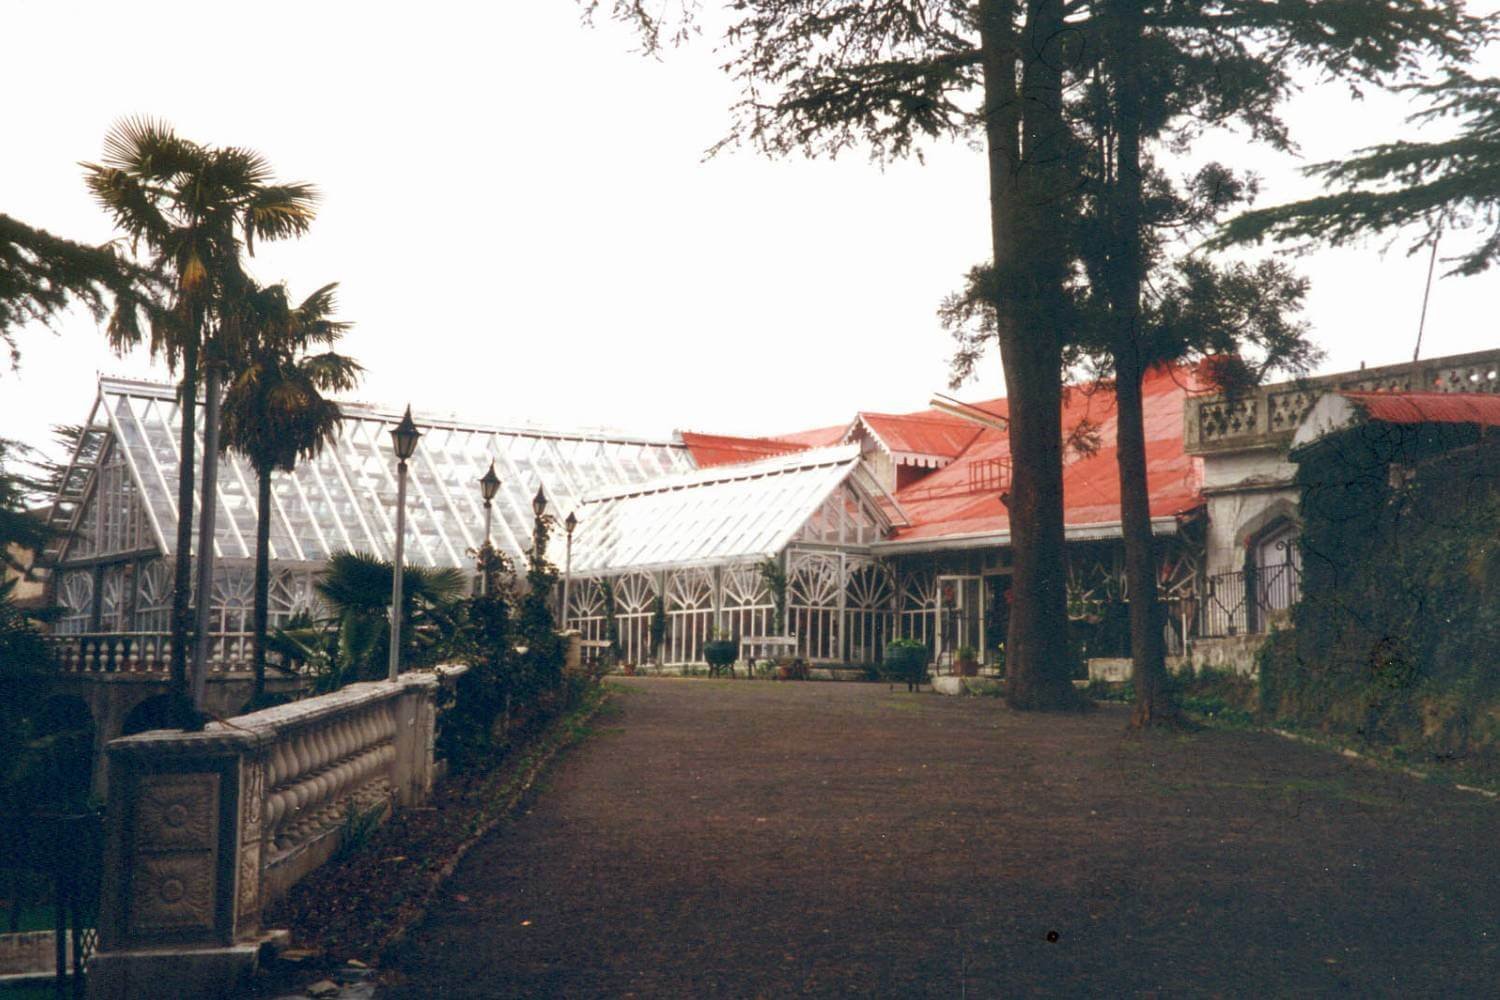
(898, 569, 938, 646)
(844, 559, 895, 664)
(612, 571, 659, 666)
(666, 567, 715, 664)
(134, 559, 172, 632)
(788, 551, 843, 661)
(58, 572, 94, 634)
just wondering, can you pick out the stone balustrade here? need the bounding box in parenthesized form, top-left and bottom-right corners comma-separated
(88, 666, 466, 1000)
(1185, 348, 1500, 455)
(46, 632, 256, 674)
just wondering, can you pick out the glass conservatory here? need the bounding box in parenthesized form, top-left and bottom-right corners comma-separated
(45, 376, 695, 660)
(561, 445, 906, 667)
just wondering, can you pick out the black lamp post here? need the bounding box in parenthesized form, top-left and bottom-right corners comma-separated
(478, 461, 500, 596)
(389, 406, 421, 681)
(562, 510, 578, 627)
(531, 484, 547, 565)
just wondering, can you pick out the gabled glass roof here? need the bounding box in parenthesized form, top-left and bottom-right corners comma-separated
(70, 377, 695, 568)
(569, 445, 887, 575)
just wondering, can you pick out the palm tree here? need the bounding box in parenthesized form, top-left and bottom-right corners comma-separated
(219, 280, 360, 698)
(83, 118, 317, 721)
(271, 551, 468, 693)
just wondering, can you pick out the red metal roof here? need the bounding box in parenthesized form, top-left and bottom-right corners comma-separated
(770, 423, 849, 448)
(888, 365, 1204, 542)
(855, 411, 983, 460)
(1343, 390, 1500, 427)
(679, 431, 810, 468)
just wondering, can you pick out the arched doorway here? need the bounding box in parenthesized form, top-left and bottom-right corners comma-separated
(120, 694, 180, 737)
(1246, 518, 1301, 632)
(32, 696, 97, 810)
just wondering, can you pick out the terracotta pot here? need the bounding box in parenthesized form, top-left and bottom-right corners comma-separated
(957, 658, 979, 678)
(622, 663, 637, 677)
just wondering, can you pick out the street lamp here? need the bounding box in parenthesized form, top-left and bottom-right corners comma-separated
(389, 405, 421, 681)
(562, 510, 579, 629)
(478, 461, 500, 596)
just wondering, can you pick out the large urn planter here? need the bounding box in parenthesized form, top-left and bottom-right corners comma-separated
(703, 638, 739, 678)
(882, 639, 929, 692)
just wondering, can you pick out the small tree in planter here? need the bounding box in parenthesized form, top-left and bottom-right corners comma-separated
(649, 593, 668, 668)
(703, 630, 738, 678)
(882, 638, 929, 692)
(599, 578, 623, 673)
(758, 557, 787, 634)
(955, 644, 980, 677)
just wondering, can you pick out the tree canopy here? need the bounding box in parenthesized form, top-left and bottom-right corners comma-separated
(1219, 69, 1500, 277)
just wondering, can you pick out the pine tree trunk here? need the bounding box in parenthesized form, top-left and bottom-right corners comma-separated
(1116, 357, 1176, 727)
(168, 329, 199, 723)
(1105, 0, 1177, 727)
(253, 466, 272, 699)
(980, 0, 1079, 710)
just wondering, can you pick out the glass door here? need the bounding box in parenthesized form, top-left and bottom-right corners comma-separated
(937, 575, 983, 671)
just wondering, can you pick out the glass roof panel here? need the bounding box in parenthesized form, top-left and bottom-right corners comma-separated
(568, 446, 876, 575)
(93, 377, 692, 569)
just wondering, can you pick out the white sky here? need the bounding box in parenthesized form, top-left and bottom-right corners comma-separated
(4, 1, 1500, 462)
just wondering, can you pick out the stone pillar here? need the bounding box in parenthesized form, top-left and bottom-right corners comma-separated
(89, 727, 261, 1000)
(391, 672, 439, 809)
(88, 668, 465, 1000)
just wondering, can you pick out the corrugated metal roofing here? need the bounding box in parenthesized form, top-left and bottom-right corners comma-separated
(885, 366, 1204, 544)
(854, 411, 983, 460)
(678, 431, 809, 468)
(1344, 390, 1500, 426)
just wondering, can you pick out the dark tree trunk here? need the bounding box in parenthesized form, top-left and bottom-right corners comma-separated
(1104, 0, 1178, 727)
(1116, 356, 1176, 726)
(980, 0, 1079, 710)
(168, 328, 199, 725)
(252, 466, 272, 699)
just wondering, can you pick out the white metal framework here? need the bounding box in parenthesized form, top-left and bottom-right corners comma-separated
(47, 377, 693, 650)
(561, 448, 903, 666)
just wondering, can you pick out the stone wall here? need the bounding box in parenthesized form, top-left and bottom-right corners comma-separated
(1087, 632, 1268, 684)
(0, 930, 78, 976)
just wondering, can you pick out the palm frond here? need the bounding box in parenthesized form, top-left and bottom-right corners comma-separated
(99, 116, 200, 179)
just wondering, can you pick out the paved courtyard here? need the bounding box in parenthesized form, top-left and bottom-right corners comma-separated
(381, 678, 1499, 997)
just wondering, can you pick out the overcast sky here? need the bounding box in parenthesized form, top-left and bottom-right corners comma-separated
(5, 1, 1500, 461)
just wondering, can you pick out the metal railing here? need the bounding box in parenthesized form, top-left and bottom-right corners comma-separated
(1198, 561, 1301, 638)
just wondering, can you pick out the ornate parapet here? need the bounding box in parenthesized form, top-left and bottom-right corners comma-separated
(1185, 349, 1500, 456)
(88, 667, 465, 1000)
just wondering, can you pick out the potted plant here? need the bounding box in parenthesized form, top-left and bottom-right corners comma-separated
(621, 661, 637, 677)
(882, 638, 928, 692)
(703, 630, 738, 678)
(774, 656, 809, 681)
(955, 644, 980, 677)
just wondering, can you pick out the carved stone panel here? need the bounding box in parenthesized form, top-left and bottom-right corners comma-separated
(236, 757, 265, 925)
(127, 772, 221, 941)
(134, 774, 219, 851)
(127, 853, 216, 933)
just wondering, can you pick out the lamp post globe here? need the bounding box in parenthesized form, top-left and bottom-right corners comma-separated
(391, 406, 421, 461)
(477, 461, 500, 596)
(388, 405, 422, 681)
(532, 484, 548, 519)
